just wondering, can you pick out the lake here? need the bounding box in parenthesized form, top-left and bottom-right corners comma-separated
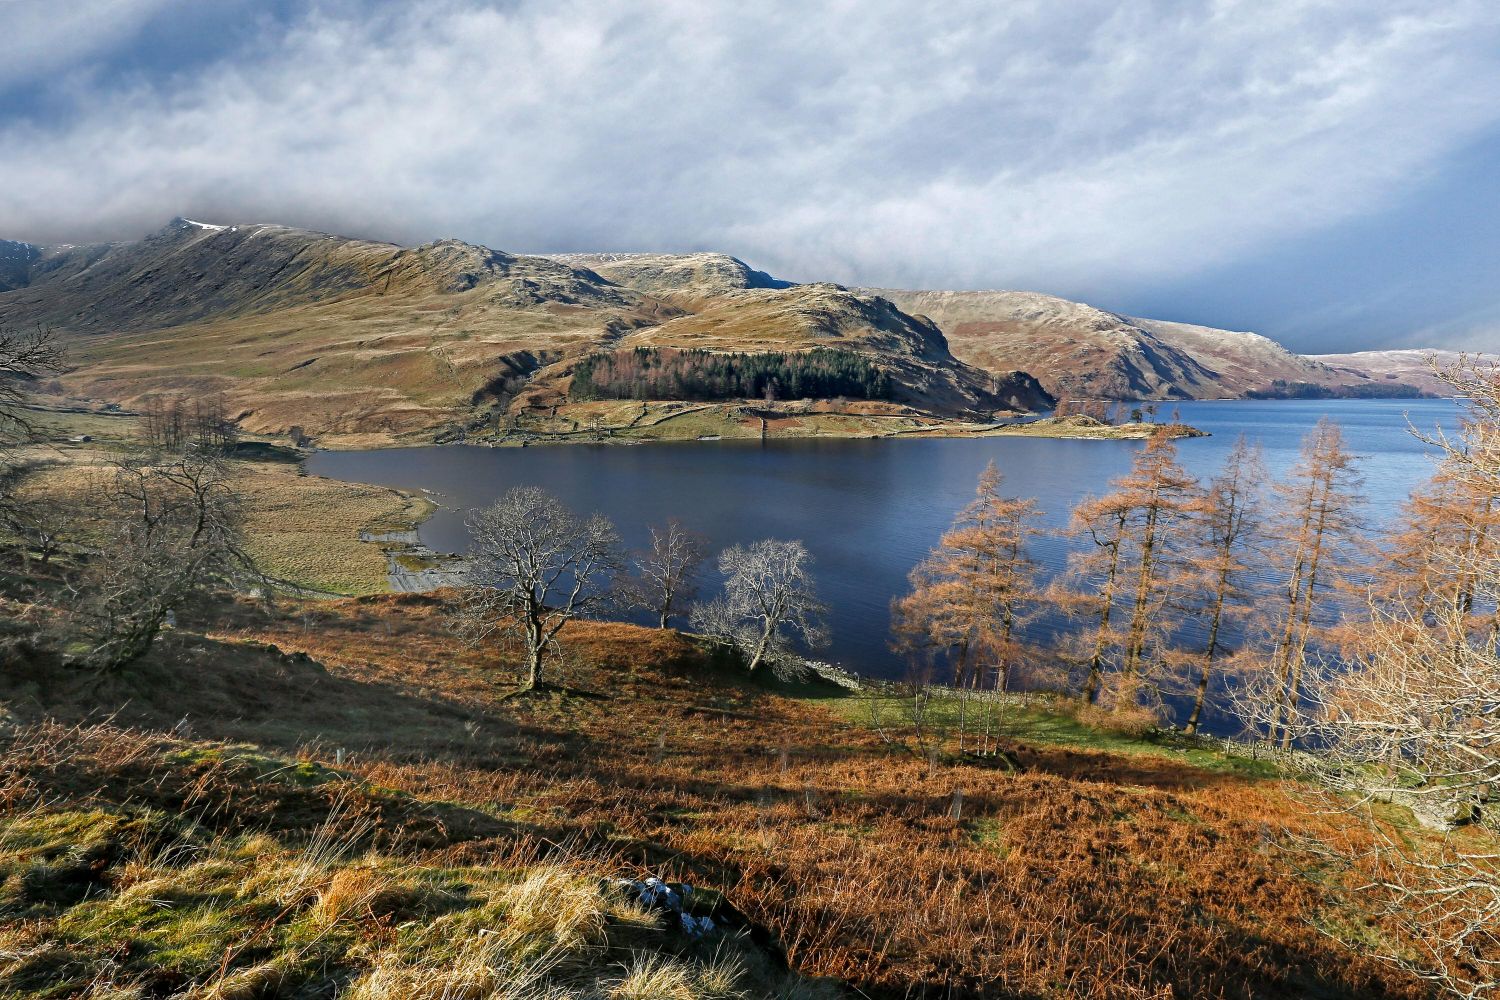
(307, 398, 1460, 687)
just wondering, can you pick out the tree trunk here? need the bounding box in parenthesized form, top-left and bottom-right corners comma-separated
(1085, 530, 1124, 704)
(1185, 562, 1231, 734)
(1123, 498, 1161, 679)
(523, 608, 545, 689)
(951, 638, 971, 688)
(746, 625, 772, 673)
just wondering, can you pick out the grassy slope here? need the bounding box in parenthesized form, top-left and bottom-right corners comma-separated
(0, 592, 1431, 1000)
(13, 411, 430, 595)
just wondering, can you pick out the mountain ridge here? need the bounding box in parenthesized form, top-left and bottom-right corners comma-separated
(0, 221, 1048, 440)
(0, 221, 1452, 443)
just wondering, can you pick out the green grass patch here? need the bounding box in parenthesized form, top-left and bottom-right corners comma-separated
(815, 691, 1282, 780)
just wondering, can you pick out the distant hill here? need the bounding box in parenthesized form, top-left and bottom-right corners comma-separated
(1307, 349, 1466, 397)
(0, 221, 1044, 440)
(0, 220, 1456, 441)
(863, 288, 1438, 402)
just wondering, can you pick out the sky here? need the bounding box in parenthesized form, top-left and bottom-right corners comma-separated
(1, 0, 1497, 353)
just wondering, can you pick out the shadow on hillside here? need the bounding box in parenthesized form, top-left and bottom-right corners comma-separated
(0, 629, 559, 757)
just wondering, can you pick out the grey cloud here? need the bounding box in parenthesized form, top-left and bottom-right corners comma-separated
(1, 0, 1497, 344)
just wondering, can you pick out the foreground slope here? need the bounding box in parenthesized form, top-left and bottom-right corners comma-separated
(0, 573, 1433, 999)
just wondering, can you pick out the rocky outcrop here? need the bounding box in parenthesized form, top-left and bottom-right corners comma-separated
(0, 239, 41, 293)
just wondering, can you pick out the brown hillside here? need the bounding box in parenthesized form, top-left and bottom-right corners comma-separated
(0, 591, 1427, 1000)
(868, 288, 1432, 401)
(2, 224, 1058, 442)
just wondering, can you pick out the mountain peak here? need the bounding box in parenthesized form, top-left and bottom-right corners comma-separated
(544, 251, 792, 299)
(170, 217, 229, 231)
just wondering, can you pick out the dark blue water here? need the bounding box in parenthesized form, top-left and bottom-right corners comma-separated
(307, 399, 1459, 682)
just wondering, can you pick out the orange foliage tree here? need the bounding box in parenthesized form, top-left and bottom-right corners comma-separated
(891, 461, 1043, 693)
(1054, 431, 1201, 707)
(1255, 418, 1365, 747)
(1181, 435, 1266, 732)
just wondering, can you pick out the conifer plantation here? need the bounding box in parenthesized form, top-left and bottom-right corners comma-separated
(570, 347, 893, 403)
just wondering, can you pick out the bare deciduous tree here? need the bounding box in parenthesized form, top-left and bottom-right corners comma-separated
(139, 393, 239, 454)
(692, 538, 827, 675)
(74, 453, 258, 671)
(0, 327, 65, 452)
(4, 477, 74, 568)
(0, 328, 66, 537)
(454, 486, 620, 691)
(631, 519, 706, 629)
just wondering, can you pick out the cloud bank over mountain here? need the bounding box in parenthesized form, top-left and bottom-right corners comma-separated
(2, 0, 1497, 350)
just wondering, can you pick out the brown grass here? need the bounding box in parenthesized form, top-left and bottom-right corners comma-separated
(231, 462, 430, 594)
(1, 593, 1429, 999)
(9, 451, 427, 595)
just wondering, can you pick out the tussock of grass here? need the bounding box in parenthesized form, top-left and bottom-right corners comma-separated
(611, 951, 698, 999)
(496, 863, 612, 960)
(0, 719, 824, 1000)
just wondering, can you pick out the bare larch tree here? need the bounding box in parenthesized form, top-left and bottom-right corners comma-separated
(455, 486, 620, 691)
